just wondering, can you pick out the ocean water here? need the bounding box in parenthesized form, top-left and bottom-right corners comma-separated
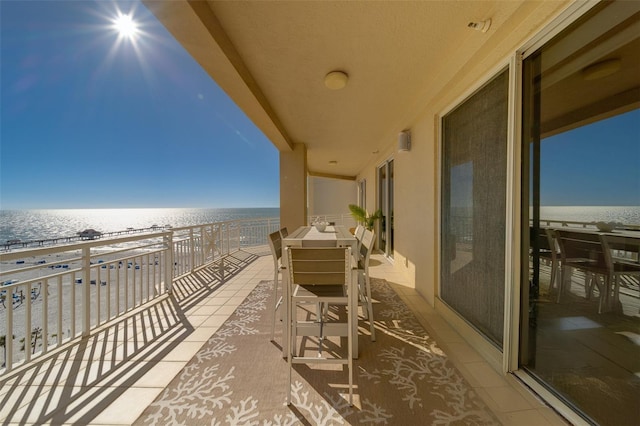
(1, 206, 637, 244)
(0, 208, 279, 243)
(537, 206, 640, 225)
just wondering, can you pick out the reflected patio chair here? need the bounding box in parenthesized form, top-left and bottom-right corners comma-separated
(279, 227, 288, 238)
(268, 230, 284, 341)
(555, 230, 609, 313)
(530, 226, 560, 292)
(601, 234, 640, 310)
(285, 246, 354, 406)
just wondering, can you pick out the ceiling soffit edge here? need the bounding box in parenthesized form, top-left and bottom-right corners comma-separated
(188, 1, 295, 152)
(308, 171, 357, 181)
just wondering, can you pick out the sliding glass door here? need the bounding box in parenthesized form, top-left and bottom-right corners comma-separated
(520, 2, 640, 424)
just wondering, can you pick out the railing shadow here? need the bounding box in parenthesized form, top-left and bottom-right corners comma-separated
(0, 249, 261, 425)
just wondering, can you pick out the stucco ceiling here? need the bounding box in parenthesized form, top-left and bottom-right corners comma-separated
(142, 0, 538, 178)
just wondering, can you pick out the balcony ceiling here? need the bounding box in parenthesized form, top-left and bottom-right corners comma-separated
(142, 0, 541, 178)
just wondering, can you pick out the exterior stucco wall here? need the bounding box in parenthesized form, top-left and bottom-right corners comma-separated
(308, 176, 357, 217)
(360, 1, 571, 306)
(280, 143, 307, 231)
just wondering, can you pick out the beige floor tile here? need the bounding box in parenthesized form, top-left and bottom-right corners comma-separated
(499, 408, 554, 425)
(184, 314, 209, 327)
(443, 341, 485, 363)
(190, 304, 222, 316)
(538, 407, 571, 425)
(465, 361, 510, 388)
(153, 341, 205, 362)
(90, 387, 163, 425)
(199, 314, 229, 328)
(227, 295, 249, 305)
(483, 386, 535, 412)
(0, 384, 48, 420)
(213, 304, 240, 315)
(181, 326, 219, 342)
(197, 296, 230, 306)
(130, 361, 185, 387)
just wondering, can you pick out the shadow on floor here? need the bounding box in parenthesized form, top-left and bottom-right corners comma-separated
(0, 250, 260, 425)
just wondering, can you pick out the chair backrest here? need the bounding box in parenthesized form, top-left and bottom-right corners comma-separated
(555, 230, 605, 266)
(530, 226, 557, 256)
(354, 225, 365, 254)
(280, 227, 289, 238)
(268, 230, 282, 267)
(287, 247, 350, 286)
(302, 239, 337, 247)
(359, 229, 375, 270)
(600, 234, 640, 270)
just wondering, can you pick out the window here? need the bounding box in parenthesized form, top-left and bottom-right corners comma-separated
(377, 160, 394, 258)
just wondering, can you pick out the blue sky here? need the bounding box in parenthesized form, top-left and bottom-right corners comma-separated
(1, 0, 279, 210)
(540, 109, 640, 206)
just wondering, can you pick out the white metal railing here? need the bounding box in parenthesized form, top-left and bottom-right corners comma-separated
(0, 217, 279, 374)
(532, 218, 640, 232)
(308, 213, 357, 229)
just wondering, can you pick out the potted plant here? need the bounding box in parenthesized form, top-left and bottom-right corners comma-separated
(348, 204, 382, 231)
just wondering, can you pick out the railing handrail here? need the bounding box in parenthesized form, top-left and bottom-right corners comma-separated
(0, 231, 171, 264)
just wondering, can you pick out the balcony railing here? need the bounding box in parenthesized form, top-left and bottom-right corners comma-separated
(0, 217, 280, 374)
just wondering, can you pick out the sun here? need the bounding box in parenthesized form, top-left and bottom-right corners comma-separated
(113, 12, 138, 39)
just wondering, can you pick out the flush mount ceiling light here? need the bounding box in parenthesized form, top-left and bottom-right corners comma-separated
(468, 19, 491, 33)
(324, 71, 349, 90)
(582, 58, 621, 80)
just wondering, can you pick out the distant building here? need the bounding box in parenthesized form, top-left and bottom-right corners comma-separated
(77, 229, 102, 240)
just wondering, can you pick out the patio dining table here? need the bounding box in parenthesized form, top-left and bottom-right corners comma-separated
(282, 225, 360, 358)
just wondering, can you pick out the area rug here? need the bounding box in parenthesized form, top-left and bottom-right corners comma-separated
(135, 278, 500, 425)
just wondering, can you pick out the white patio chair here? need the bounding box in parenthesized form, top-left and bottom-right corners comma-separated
(285, 246, 354, 406)
(357, 228, 376, 341)
(268, 230, 284, 341)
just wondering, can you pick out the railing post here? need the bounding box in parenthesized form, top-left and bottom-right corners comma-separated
(201, 226, 207, 266)
(82, 246, 91, 337)
(189, 228, 195, 273)
(165, 232, 173, 293)
(5, 294, 14, 372)
(226, 224, 230, 255)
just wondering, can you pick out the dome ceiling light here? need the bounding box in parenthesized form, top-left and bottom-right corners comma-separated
(324, 71, 349, 90)
(582, 58, 621, 80)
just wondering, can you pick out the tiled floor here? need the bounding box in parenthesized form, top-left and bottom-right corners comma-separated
(0, 248, 570, 425)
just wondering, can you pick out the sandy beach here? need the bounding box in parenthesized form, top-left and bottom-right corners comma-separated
(1, 250, 167, 368)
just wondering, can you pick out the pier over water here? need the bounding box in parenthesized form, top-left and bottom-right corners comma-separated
(2, 225, 170, 251)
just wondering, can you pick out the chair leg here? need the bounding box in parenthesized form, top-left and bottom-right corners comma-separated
(557, 267, 565, 303)
(347, 279, 354, 406)
(357, 271, 375, 341)
(286, 287, 293, 405)
(549, 260, 558, 290)
(364, 273, 375, 341)
(596, 275, 606, 314)
(271, 270, 279, 341)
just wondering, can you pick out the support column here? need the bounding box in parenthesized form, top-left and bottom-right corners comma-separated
(280, 143, 307, 231)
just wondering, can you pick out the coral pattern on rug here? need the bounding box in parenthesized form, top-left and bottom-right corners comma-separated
(135, 279, 500, 425)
